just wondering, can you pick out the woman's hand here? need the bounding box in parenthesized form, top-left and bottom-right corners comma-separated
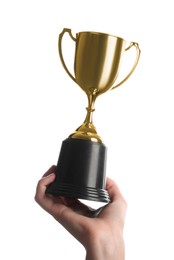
(35, 165, 127, 260)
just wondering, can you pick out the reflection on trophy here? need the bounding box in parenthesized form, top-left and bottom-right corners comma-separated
(46, 28, 140, 202)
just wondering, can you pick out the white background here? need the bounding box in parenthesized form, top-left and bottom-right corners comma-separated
(0, 0, 174, 259)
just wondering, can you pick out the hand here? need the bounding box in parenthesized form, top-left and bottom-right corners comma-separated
(35, 166, 127, 260)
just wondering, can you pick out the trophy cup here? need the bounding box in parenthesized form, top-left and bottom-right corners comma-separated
(46, 28, 140, 202)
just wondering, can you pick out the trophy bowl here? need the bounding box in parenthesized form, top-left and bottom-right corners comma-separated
(46, 28, 140, 202)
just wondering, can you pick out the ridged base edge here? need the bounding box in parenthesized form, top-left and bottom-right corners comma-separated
(46, 182, 110, 203)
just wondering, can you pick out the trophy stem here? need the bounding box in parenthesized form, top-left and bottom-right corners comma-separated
(84, 94, 96, 125)
(70, 93, 102, 142)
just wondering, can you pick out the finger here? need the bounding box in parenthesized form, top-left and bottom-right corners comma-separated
(38, 172, 56, 193)
(99, 178, 127, 225)
(35, 173, 56, 211)
(35, 174, 86, 239)
(106, 177, 125, 202)
(42, 165, 57, 178)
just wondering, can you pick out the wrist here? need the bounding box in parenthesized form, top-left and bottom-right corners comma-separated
(85, 231, 125, 260)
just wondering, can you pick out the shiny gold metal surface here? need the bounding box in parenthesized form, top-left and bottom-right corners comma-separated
(58, 28, 140, 142)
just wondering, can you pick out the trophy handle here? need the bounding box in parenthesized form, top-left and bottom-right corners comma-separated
(58, 28, 77, 83)
(111, 42, 141, 90)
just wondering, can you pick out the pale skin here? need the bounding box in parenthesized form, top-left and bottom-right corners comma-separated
(35, 165, 127, 260)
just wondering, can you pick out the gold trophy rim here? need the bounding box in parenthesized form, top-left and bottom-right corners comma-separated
(76, 30, 126, 42)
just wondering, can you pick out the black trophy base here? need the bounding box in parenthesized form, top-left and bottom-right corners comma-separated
(46, 138, 110, 203)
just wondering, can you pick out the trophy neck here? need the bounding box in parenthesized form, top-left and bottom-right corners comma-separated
(70, 93, 102, 143)
(85, 93, 96, 124)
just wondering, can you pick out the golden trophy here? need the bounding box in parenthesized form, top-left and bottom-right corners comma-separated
(46, 28, 140, 202)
